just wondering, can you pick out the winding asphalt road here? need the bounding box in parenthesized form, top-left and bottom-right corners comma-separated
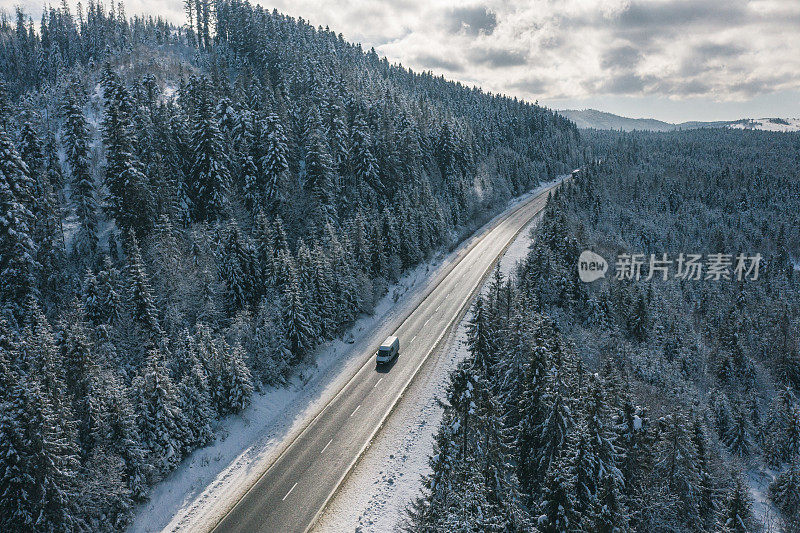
(211, 179, 563, 533)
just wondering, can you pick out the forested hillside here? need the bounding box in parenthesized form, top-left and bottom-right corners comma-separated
(0, 1, 581, 530)
(408, 129, 800, 532)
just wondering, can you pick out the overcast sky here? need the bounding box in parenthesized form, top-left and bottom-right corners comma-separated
(8, 0, 800, 122)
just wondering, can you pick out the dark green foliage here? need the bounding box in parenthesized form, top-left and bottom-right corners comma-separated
(0, 130, 38, 322)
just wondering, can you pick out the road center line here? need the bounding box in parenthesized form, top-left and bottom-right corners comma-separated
(411, 335, 417, 342)
(321, 439, 332, 453)
(424, 318, 430, 325)
(350, 405, 360, 417)
(373, 377, 383, 388)
(282, 482, 298, 501)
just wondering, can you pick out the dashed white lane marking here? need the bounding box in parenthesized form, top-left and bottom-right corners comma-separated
(282, 483, 298, 501)
(321, 439, 332, 454)
(350, 405, 360, 417)
(411, 335, 417, 342)
(424, 318, 430, 325)
(373, 377, 383, 388)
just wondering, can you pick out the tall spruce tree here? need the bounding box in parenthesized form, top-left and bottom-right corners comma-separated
(304, 106, 336, 226)
(62, 81, 99, 258)
(101, 64, 154, 236)
(0, 129, 38, 322)
(187, 76, 229, 222)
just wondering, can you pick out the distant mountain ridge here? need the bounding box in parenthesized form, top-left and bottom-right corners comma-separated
(558, 108, 800, 132)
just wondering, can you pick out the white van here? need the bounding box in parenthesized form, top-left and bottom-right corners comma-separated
(376, 336, 400, 364)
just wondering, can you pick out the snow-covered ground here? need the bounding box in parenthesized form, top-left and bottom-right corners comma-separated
(128, 179, 560, 533)
(728, 117, 800, 132)
(313, 209, 544, 533)
(747, 464, 782, 532)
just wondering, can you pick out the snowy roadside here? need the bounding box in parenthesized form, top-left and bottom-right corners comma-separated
(313, 208, 544, 533)
(128, 178, 561, 533)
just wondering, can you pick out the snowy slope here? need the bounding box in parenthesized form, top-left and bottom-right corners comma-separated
(728, 117, 800, 132)
(559, 109, 800, 133)
(313, 197, 546, 533)
(558, 109, 677, 132)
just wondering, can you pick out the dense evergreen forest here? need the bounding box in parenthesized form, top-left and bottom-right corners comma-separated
(407, 129, 800, 532)
(0, 1, 582, 530)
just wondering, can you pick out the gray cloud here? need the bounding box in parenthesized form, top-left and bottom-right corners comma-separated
(729, 74, 795, 97)
(469, 47, 528, 68)
(602, 0, 753, 48)
(596, 73, 652, 95)
(653, 78, 712, 97)
(509, 77, 548, 95)
(446, 6, 497, 36)
(600, 45, 643, 70)
(615, 0, 748, 29)
(414, 53, 464, 72)
(693, 42, 744, 59)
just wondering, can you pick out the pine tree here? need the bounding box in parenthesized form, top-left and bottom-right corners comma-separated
(135, 347, 185, 475)
(594, 472, 630, 533)
(629, 293, 649, 342)
(691, 416, 717, 527)
(536, 364, 574, 485)
(175, 334, 215, 448)
(224, 343, 254, 413)
(465, 296, 495, 379)
(97, 256, 124, 326)
(125, 232, 161, 337)
(62, 307, 99, 454)
(282, 279, 316, 363)
(0, 333, 79, 532)
(717, 476, 754, 533)
(769, 463, 800, 525)
(0, 129, 38, 321)
(218, 224, 255, 314)
(259, 111, 289, 209)
(43, 131, 64, 191)
(18, 120, 44, 174)
(250, 296, 290, 384)
(540, 453, 576, 533)
(724, 401, 753, 458)
(188, 76, 229, 221)
(764, 387, 800, 466)
(0, 359, 34, 530)
(62, 80, 99, 258)
(304, 106, 336, 226)
(325, 96, 348, 175)
(513, 315, 549, 499)
(655, 413, 701, 526)
(0, 80, 12, 130)
(21, 119, 65, 303)
(100, 370, 148, 501)
(348, 113, 381, 194)
(583, 376, 622, 489)
(101, 64, 154, 236)
(241, 143, 260, 213)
